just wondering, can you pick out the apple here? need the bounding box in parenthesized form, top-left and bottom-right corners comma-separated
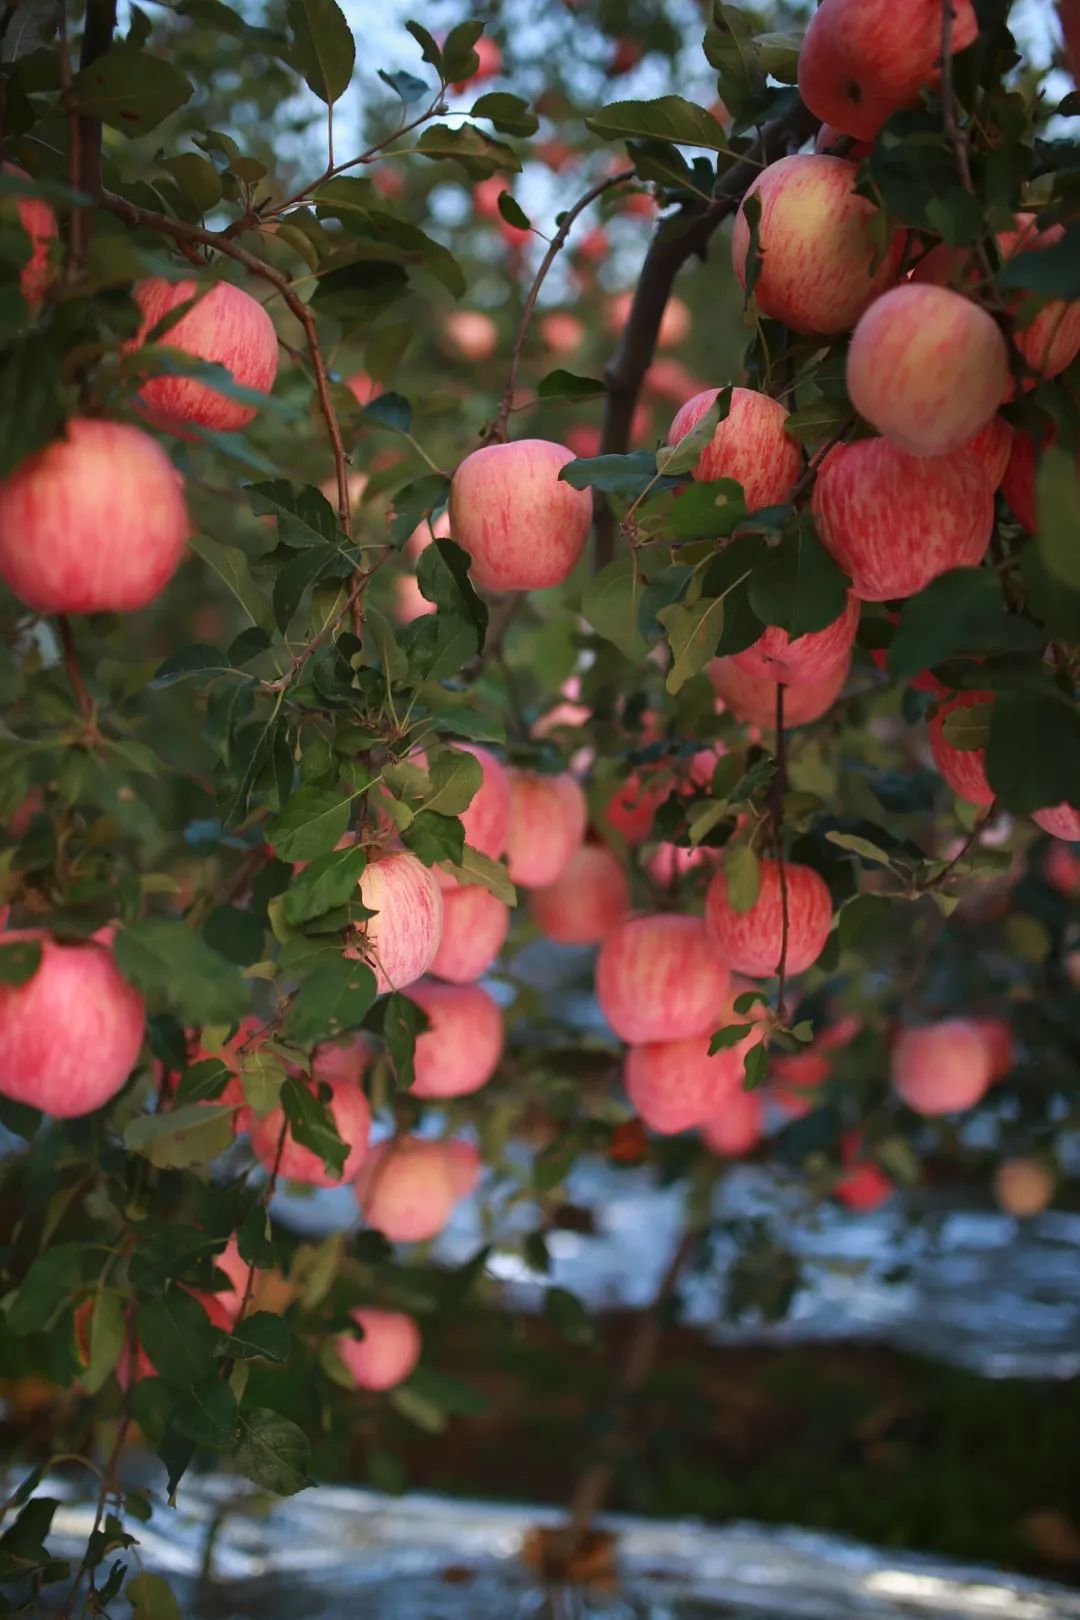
(731, 595, 859, 686)
(847, 285, 1009, 456)
(798, 0, 979, 142)
(3, 163, 57, 308)
(391, 571, 434, 625)
(371, 165, 405, 200)
(349, 851, 444, 994)
(771, 1011, 861, 1095)
(625, 1033, 743, 1135)
(604, 772, 668, 845)
(451, 33, 500, 92)
(130, 278, 279, 432)
(835, 1132, 893, 1211)
(891, 1018, 995, 1115)
(404, 980, 503, 1098)
(405, 508, 450, 562)
(0, 932, 145, 1117)
(610, 36, 642, 75)
(928, 689, 994, 807)
(346, 372, 381, 406)
(443, 1138, 481, 1199)
(250, 1066, 371, 1187)
(429, 876, 509, 982)
(449, 439, 592, 591)
(812, 439, 992, 601)
(705, 858, 832, 978)
(646, 841, 718, 886)
(1001, 430, 1038, 531)
(457, 744, 511, 860)
(505, 769, 587, 888)
(443, 309, 498, 362)
(575, 226, 609, 265)
(964, 416, 1013, 489)
(607, 291, 690, 349)
(701, 1087, 763, 1156)
(355, 1136, 458, 1241)
(732, 155, 903, 335)
(0, 418, 190, 615)
(1032, 803, 1080, 841)
(971, 1016, 1013, 1082)
(595, 913, 730, 1043)
(667, 387, 802, 510)
(621, 191, 657, 219)
(338, 1308, 421, 1391)
(643, 358, 707, 405)
(709, 654, 850, 729)
(539, 311, 585, 356)
(993, 1157, 1054, 1218)
(529, 843, 630, 944)
(997, 216, 1080, 385)
(472, 177, 505, 222)
(814, 125, 872, 159)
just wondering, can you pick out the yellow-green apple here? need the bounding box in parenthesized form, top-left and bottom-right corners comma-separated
(337, 1308, 421, 1390)
(595, 913, 730, 1043)
(732, 155, 902, 335)
(429, 876, 509, 982)
(732, 595, 859, 685)
(529, 843, 630, 944)
(250, 1065, 371, 1186)
(403, 980, 503, 1098)
(928, 689, 994, 807)
(709, 654, 850, 729)
(0, 932, 144, 1117)
(812, 439, 992, 600)
(847, 284, 1009, 455)
(993, 1157, 1054, 1218)
(701, 1087, 763, 1156)
(130, 278, 279, 431)
(798, 0, 978, 142)
(443, 309, 498, 362)
(705, 858, 832, 977)
(0, 418, 190, 614)
(667, 387, 802, 509)
(348, 851, 443, 993)
(355, 1136, 458, 1241)
(505, 769, 587, 888)
(3, 163, 57, 307)
(449, 439, 592, 591)
(891, 1018, 994, 1115)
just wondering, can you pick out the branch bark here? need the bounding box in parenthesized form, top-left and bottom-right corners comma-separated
(68, 0, 117, 270)
(594, 100, 819, 567)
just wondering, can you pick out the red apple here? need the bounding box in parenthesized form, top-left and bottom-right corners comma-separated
(451, 33, 500, 92)
(1032, 803, 1080, 841)
(812, 439, 992, 601)
(529, 843, 630, 944)
(3, 163, 57, 308)
(346, 372, 381, 407)
(338, 1308, 421, 1391)
(404, 508, 450, 562)
(575, 226, 609, 265)
(646, 841, 718, 886)
(732, 595, 859, 686)
(928, 689, 994, 807)
(349, 851, 444, 994)
(798, 0, 978, 142)
(443, 309, 498, 362)
(130, 278, 279, 432)
(457, 745, 511, 860)
(595, 913, 730, 1043)
(891, 1018, 994, 1115)
(391, 571, 433, 625)
(814, 125, 873, 159)
(404, 980, 503, 1098)
(667, 387, 802, 510)
(835, 1132, 894, 1210)
(0, 418, 190, 614)
(604, 772, 668, 845)
(997, 215, 1080, 385)
(732, 155, 903, 335)
(701, 1087, 763, 1156)
(0, 932, 144, 1117)
(443, 1138, 481, 1199)
(429, 877, 510, 982)
(993, 1158, 1053, 1218)
(250, 1067, 371, 1187)
(539, 311, 585, 356)
(705, 858, 832, 978)
(472, 177, 505, 222)
(505, 769, 587, 888)
(971, 1016, 1013, 1081)
(1001, 429, 1038, 531)
(709, 655, 850, 729)
(355, 1137, 458, 1241)
(964, 416, 1013, 489)
(449, 439, 592, 591)
(625, 1033, 743, 1135)
(643, 358, 708, 405)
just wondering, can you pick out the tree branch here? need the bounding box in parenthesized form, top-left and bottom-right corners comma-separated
(773, 682, 790, 1020)
(593, 101, 820, 567)
(67, 0, 116, 271)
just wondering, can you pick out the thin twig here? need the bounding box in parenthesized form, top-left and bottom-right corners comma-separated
(56, 614, 97, 735)
(921, 802, 995, 891)
(773, 682, 790, 1019)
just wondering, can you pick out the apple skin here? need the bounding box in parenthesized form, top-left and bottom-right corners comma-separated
(0, 932, 145, 1117)
(3, 164, 57, 308)
(928, 689, 994, 807)
(1001, 430, 1038, 531)
(998, 216, 1080, 385)
(391, 571, 433, 625)
(814, 125, 873, 159)
(449, 439, 592, 592)
(338, 1309, 421, 1391)
(705, 859, 832, 978)
(404, 980, 504, 1098)
(847, 285, 1009, 456)
(798, 0, 978, 142)
(709, 654, 850, 730)
(505, 770, 587, 889)
(530, 843, 630, 945)
(130, 278, 279, 432)
(891, 1018, 994, 1115)
(604, 772, 668, 846)
(965, 416, 1013, 489)
(646, 841, 718, 886)
(731, 595, 859, 686)
(643, 358, 707, 406)
(249, 1069, 372, 1187)
(701, 1087, 763, 1157)
(595, 913, 730, 1044)
(812, 439, 992, 601)
(355, 1137, 459, 1242)
(993, 1158, 1054, 1218)
(539, 312, 585, 355)
(346, 372, 381, 406)
(1032, 803, 1080, 841)
(429, 876, 510, 982)
(0, 418, 190, 615)
(667, 387, 802, 511)
(972, 1016, 1013, 1082)
(835, 1132, 894, 1211)
(732, 155, 903, 336)
(443, 309, 498, 362)
(625, 1034, 743, 1135)
(458, 745, 511, 860)
(350, 852, 444, 994)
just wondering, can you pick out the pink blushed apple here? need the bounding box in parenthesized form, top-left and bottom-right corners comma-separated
(458, 745, 511, 860)
(539, 312, 585, 356)
(249, 1070, 371, 1187)
(505, 770, 587, 889)
(625, 1034, 743, 1135)
(530, 844, 630, 945)
(338, 1308, 421, 1391)
(1032, 803, 1080, 841)
(701, 1087, 764, 1157)
(349, 851, 444, 994)
(998, 216, 1080, 385)
(404, 980, 503, 1099)
(705, 859, 832, 978)
(0, 418, 190, 615)
(3, 164, 58, 308)
(429, 877, 510, 983)
(443, 309, 498, 362)
(731, 155, 903, 336)
(607, 290, 690, 349)
(604, 772, 668, 846)
(667, 387, 802, 511)
(732, 595, 859, 686)
(449, 439, 592, 591)
(391, 571, 433, 625)
(0, 932, 145, 1117)
(928, 689, 994, 807)
(964, 416, 1013, 489)
(355, 1137, 457, 1242)
(451, 33, 500, 92)
(130, 277, 279, 432)
(709, 655, 850, 729)
(812, 439, 992, 601)
(993, 1158, 1054, 1218)
(595, 913, 730, 1044)
(891, 1018, 994, 1115)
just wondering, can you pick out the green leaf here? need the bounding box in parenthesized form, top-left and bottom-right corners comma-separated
(783, 398, 853, 445)
(160, 153, 222, 213)
(941, 700, 992, 751)
(240, 1049, 287, 1115)
(748, 519, 850, 637)
(188, 533, 272, 629)
(986, 688, 1080, 813)
(742, 1040, 769, 1090)
(708, 1021, 754, 1053)
(234, 1407, 313, 1495)
(544, 1285, 593, 1343)
(659, 597, 726, 694)
(172, 1379, 238, 1447)
(286, 0, 354, 103)
(724, 842, 761, 914)
(138, 1290, 220, 1389)
(998, 228, 1080, 299)
(285, 958, 378, 1047)
(280, 1074, 347, 1177)
(414, 124, 521, 179)
(0, 937, 41, 985)
(417, 538, 488, 647)
(658, 391, 728, 477)
(247, 480, 343, 549)
(586, 95, 735, 151)
(1035, 446, 1080, 590)
(825, 831, 899, 870)
(128, 1573, 182, 1620)
(175, 1058, 232, 1106)
(560, 448, 662, 495)
(424, 748, 483, 816)
(838, 892, 893, 948)
(267, 787, 352, 862)
(5, 1244, 84, 1334)
(73, 45, 193, 135)
(152, 644, 233, 687)
(668, 478, 747, 542)
(402, 810, 465, 866)
(498, 190, 530, 230)
(216, 1311, 291, 1363)
(582, 559, 648, 661)
(123, 1105, 236, 1169)
(283, 843, 367, 925)
(470, 91, 538, 136)
(81, 1289, 124, 1395)
(536, 370, 607, 403)
(115, 918, 247, 1025)
(888, 568, 1043, 681)
(369, 991, 427, 1090)
(440, 845, 516, 906)
(388, 474, 451, 545)
(0, 331, 67, 481)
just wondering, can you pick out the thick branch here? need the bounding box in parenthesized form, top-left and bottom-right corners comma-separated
(594, 100, 819, 566)
(68, 0, 116, 270)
